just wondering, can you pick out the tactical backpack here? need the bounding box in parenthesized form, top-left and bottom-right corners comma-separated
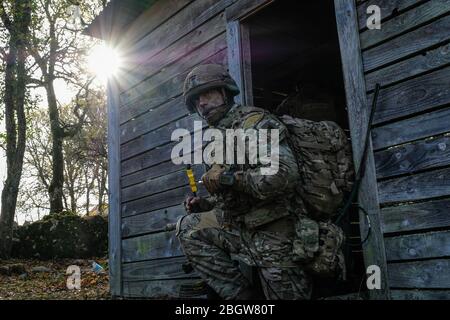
(279, 115, 355, 221)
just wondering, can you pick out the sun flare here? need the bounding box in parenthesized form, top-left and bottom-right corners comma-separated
(87, 44, 122, 83)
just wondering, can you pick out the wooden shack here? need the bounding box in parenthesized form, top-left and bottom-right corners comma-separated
(86, 0, 450, 300)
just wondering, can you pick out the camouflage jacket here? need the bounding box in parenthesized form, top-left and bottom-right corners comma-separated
(203, 104, 305, 229)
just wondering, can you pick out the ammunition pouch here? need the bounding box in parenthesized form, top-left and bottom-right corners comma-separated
(292, 216, 319, 263)
(293, 215, 346, 279)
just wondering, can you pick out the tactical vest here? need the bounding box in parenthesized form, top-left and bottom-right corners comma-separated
(213, 105, 350, 278)
(214, 105, 355, 221)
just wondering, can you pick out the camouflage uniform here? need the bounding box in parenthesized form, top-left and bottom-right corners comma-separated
(177, 104, 313, 300)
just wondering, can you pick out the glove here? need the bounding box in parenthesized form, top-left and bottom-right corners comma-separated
(202, 164, 226, 194)
(184, 196, 202, 213)
(183, 196, 214, 213)
(233, 171, 245, 192)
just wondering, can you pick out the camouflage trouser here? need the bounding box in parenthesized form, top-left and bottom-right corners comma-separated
(176, 209, 312, 300)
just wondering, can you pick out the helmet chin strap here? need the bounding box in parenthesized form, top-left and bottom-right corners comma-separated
(198, 88, 232, 123)
(220, 87, 234, 113)
(221, 88, 229, 106)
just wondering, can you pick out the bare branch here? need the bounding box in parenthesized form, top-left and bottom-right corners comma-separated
(27, 45, 47, 75)
(27, 77, 45, 87)
(0, 1, 12, 32)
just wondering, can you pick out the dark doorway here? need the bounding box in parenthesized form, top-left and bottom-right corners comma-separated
(240, 0, 365, 299)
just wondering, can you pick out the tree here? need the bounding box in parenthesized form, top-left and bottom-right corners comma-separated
(0, 0, 32, 258)
(17, 89, 108, 221)
(59, 89, 108, 216)
(18, 108, 53, 216)
(26, 0, 105, 213)
(76, 91, 108, 215)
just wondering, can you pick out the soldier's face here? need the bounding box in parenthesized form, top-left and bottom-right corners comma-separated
(196, 89, 227, 125)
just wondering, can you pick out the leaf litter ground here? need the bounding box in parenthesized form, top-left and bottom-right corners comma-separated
(0, 258, 110, 300)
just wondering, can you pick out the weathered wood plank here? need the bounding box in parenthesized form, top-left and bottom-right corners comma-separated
(225, 0, 273, 21)
(121, 186, 190, 218)
(120, 96, 187, 145)
(324, 292, 368, 300)
(122, 185, 207, 218)
(121, 33, 227, 109)
(372, 106, 450, 150)
(106, 78, 122, 297)
(226, 20, 244, 105)
(120, 13, 226, 106)
(121, 133, 205, 177)
(391, 289, 450, 299)
(360, 0, 450, 50)
(371, 66, 450, 124)
(86, 1, 150, 41)
(240, 24, 254, 106)
(388, 259, 450, 288)
(122, 205, 186, 238)
(122, 160, 183, 188)
(375, 135, 450, 179)
(123, 278, 207, 298)
(122, 256, 195, 281)
(118, 0, 194, 50)
(335, 0, 390, 299)
(122, 165, 205, 203)
(122, 231, 182, 262)
(385, 230, 450, 261)
(121, 142, 175, 177)
(362, 14, 450, 72)
(378, 167, 450, 204)
(119, 49, 227, 124)
(365, 43, 450, 92)
(124, 0, 234, 89)
(381, 199, 450, 233)
(357, 0, 426, 31)
(119, 38, 226, 142)
(122, 171, 188, 204)
(121, 114, 207, 161)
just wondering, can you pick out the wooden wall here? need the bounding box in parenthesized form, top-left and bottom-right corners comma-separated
(356, 0, 450, 299)
(109, 0, 450, 299)
(112, 0, 245, 298)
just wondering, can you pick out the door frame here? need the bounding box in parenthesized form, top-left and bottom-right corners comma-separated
(225, 0, 391, 299)
(225, 0, 274, 106)
(334, 0, 390, 299)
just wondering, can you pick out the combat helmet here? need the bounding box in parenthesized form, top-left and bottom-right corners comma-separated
(183, 64, 240, 113)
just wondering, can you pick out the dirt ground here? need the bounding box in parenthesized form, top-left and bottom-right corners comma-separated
(0, 258, 110, 300)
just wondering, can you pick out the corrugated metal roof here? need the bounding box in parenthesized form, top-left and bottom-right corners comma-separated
(84, 0, 158, 40)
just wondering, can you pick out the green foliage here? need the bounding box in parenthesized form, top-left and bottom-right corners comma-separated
(1, 0, 109, 223)
(12, 213, 108, 259)
(0, 131, 6, 151)
(42, 210, 77, 221)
